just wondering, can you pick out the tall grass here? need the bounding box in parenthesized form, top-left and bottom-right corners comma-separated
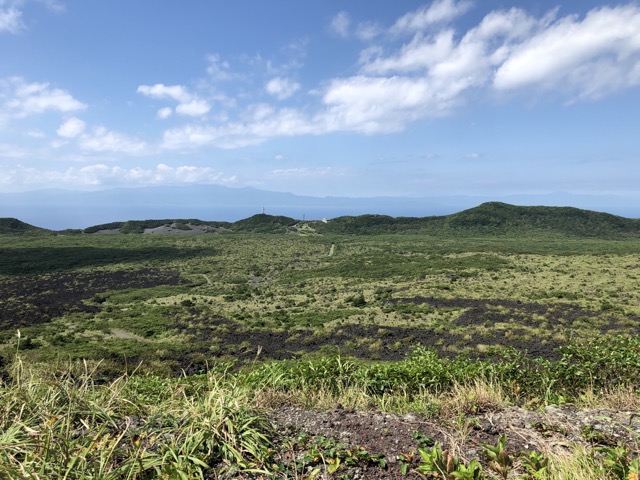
(244, 337, 640, 408)
(0, 357, 272, 479)
(2, 337, 639, 478)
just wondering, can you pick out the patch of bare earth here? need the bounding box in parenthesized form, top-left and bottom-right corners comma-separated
(261, 404, 640, 479)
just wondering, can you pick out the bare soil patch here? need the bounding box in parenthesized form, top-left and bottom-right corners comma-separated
(262, 403, 640, 479)
(0, 269, 190, 330)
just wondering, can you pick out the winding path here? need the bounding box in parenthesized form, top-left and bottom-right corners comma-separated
(110, 329, 146, 341)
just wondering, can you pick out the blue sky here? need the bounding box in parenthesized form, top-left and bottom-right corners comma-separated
(1, 0, 639, 199)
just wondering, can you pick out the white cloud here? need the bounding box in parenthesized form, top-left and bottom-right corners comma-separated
(27, 129, 45, 139)
(57, 117, 86, 138)
(141, 3, 640, 150)
(0, 142, 26, 158)
(175, 99, 210, 116)
(391, 0, 473, 34)
(358, 46, 384, 65)
(269, 167, 335, 178)
(41, 0, 65, 13)
(362, 30, 457, 74)
(162, 106, 315, 150)
(364, 8, 543, 77)
(319, 76, 447, 134)
(137, 83, 210, 117)
(494, 5, 640, 99)
(0, 0, 64, 35)
(161, 125, 223, 150)
(1, 77, 86, 119)
(355, 21, 382, 41)
(249, 103, 275, 122)
(346, 9, 544, 132)
(0, 4, 24, 33)
(156, 107, 173, 119)
(265, 77, 300, 100)
(0, 163, 236, 188)
(324, 3, 640, 136)
(206, 54, 235, 81)
(78, 126, 148, 155)
(137, 83, 190, 103)
(331, 11, 350, 38)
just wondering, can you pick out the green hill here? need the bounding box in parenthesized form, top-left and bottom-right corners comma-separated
(442, 202, 640, 237)
(0, 218, 52, 235)
(312, 214, 439, 235)
(232, 213, 298, 233)
(83, 219, 230, 234)
(314, 202, 640, 238)
(67, 202, 640, 238)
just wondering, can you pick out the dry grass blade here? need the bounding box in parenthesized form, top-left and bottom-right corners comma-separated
(0, 359, 274, 478)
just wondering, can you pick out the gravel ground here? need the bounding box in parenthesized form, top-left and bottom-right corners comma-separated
(255, 403, 640, 479)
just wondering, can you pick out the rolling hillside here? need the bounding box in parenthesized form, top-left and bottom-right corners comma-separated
(3, 203, 640, 238)
(0, 218, 52, 235)
(83, 219, 230, 234)
(442, 202, 640, 237)
(314, 202, 640, 237)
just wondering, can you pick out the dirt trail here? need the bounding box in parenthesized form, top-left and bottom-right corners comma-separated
(187, 273, 212, 285)
(110, 329, 147, 341)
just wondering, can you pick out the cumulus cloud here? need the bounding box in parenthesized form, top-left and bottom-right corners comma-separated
(0, 3, 24, 33)
(362, 30, 457, 74)
(1, 77, 86, 120)
(78, 126, 148, 155)
(363, 8, 544, 78)
(137, 83, 210, 117)
(0, 0, 63, 34)
(265, 77, 300, 100)
(26, 129, 45, 139)
(269, 167, 335, 178)
(319, 76, 445, 134)
(149, 3, 640, 149)
(0, 142, 26, 158)
(493, 4, 640, 99)
(313, 3, 640, 136)
(156, 107, 173, 119)
(0, 163, 235, 188)
(206, 54, 235, 81)
(57, 117, 86, 138)
(331, 11, 350, 38)
(391, 0, 473, 34)
(355, 21, 382, 41)
(137, 84, 190, 103)
(162, 107, 315, 150)
(175, 99, 211, 116)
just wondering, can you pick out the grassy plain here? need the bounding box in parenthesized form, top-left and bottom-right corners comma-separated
(1, 230, 639, 478)
(2, 233, 639, 371)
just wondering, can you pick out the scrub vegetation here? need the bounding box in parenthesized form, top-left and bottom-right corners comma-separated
(1, 204, 639, 478)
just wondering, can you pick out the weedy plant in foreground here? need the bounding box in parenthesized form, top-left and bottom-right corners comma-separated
(481, 434, 512, 479)
(0, 357, 273, 479)
(416, 443, 483, 479)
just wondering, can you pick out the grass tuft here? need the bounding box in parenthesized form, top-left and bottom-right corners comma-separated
(0, 357, 273, 478)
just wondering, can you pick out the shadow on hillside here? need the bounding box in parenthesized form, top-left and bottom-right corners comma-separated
(0, 246, 213, 275)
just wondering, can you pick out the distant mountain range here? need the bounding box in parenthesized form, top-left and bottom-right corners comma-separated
(3, 202, 640, 239)
(0, 185, 639, 230)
